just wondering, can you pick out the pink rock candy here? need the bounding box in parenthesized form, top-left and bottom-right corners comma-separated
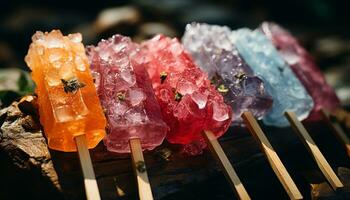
(260, 22, 341, 121)
(87, 35, 168, 153)
(142, 35, 232, 155)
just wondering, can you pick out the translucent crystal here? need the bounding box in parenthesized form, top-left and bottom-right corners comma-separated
(88, 34, 168, 153)
(182, 23, 273, 125)
(230, 28, 314, 127)
(68, 33, 82, 43)
(259, 22, 340, 121)
(191, 91, 208, 109)
(128, 88, 146, 106)
(25, 30, 106, 152)
(74, 56, 86, 71)
(142, 35, 232, 155)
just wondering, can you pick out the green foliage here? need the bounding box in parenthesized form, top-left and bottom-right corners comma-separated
(0, 69, 35, 107)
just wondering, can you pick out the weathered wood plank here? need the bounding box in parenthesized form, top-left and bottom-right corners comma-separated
(1, 96, 350, 200)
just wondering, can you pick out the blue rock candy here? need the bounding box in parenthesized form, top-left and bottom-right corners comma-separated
(182, 23, 273, 125)
(230, 28, 314, 126)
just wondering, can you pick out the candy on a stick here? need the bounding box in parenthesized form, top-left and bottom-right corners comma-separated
(183, 23, 303, 199)
(141, 35, 251, 199)
(230, 28, 343, 190)
(259, 22, 340, 121)
(142, 35, 232, 154)
(182, 23, 273, 125)
(231, 28, 314, 127)
(88, 35, 169, 200)
(25, 30, 106, 152)
(259, 22, 350, 157)
(25, 30, 105, 200)
(87, 35, 168, 153)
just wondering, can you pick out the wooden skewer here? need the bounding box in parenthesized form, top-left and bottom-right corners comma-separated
(242, 111, 303, 200)
(284, 111, 344, 191)
(203, 130, 251, 200)
(75, 134, 101, 200)
(320, 109, 350, 157)
(129, 138, 154, 200)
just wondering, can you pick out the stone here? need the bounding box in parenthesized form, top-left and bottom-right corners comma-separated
(0, 96, 62, 199)
(87, 34, 168, 153)
(25, 30, 106, 152)
(141, 35, 232, 155)
(230, 28, 314, 127)
(182, 23, 273, 125)
(259, 22, 341, 121)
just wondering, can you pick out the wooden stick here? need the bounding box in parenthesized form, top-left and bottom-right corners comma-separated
(75, 134, 101, 200)
(203, 130, 251, 200)
(321, 109, 350, 157)
(284, 111, 344, 191)
(242, 111, 303, 200)
(129, 138, 154, 200)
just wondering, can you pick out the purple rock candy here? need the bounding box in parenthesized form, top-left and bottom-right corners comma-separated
(182, 23, 273, 125)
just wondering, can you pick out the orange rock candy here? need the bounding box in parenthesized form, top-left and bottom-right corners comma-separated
(25, 30, 106, 152)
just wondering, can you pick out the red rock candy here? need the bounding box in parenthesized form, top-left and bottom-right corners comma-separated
(142, 35, 232, 155)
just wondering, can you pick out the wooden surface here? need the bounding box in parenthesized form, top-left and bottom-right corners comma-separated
(130, 138, 154, 200)
(75, 134, 101, 200)
(285, 111, 344, 191)
(242, 111, 303, 200)
(1, 97, 350, 200)
(321, 109, 350, 157)
(203, 130, 251, 200)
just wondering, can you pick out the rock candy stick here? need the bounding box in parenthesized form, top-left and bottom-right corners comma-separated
(232, 28, 343, 190)
(256, 23, 344, 187)
(88, 35, 168, 200)
(142, 35, 232, 151)
(231, 28, 314, 127)
(182, 23, 273, 125)
(182, 23, 303, 199)
(259, 22, 340, 121)
(259, 22, 349, 157)
(25, 30, 105, 200)
(142, 35, 251, 199)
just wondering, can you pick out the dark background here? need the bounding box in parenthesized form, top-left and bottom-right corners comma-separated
(0, 0, 349, 107)
(0, 1, 350, 200)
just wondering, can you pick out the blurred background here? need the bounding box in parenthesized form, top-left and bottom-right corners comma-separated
(0, 0, 349, 107)
(0, 1, 350, 200)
